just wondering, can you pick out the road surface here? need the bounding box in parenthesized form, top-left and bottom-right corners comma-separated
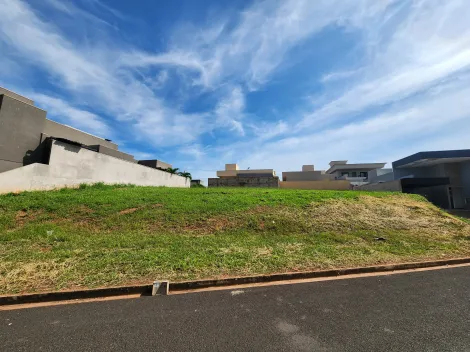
(2, 266, 470, 351)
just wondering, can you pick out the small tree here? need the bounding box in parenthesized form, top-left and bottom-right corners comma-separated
(178, 171, 192, 180)
(166, 167, 180, 175)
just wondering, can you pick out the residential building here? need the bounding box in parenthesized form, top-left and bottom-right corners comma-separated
(138, 160, 172, 170)
(359, 150, 470, 209)
(281, 165, 350, 190)
(326, 160, 388, 186)
(0, 87, 189, 193)
(191, 179, 203, 187)
(209, 164, 280, 187)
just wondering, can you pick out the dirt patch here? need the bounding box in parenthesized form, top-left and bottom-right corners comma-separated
(119, 207, 140, 215)
(76, 205, 95, 214)
(15, 209, 43, 227)
(152, 204, 164, 208)
(16, 210, 28, 219)
(183, 217, 233, 233)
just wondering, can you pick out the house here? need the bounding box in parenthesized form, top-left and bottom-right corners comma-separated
(191, 179, 203, 187)
(280, 165, 350, 190)
(325, 160, 388, 186)
(0, 87, 189, 193)
(359, 150, 470, 209)
(208, 164, 280, 187)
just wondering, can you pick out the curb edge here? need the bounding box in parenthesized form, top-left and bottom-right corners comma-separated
(2, 257, 470, 306)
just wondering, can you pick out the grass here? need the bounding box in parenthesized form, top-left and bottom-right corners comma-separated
(1, 184, 469, 295)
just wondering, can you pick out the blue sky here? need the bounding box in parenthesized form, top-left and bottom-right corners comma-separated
(1, 0, 470, 182)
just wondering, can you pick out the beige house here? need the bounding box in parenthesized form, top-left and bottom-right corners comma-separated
(209, 164, 279, 187)
(216, 163, 276, 178)
(281, 165, 350, 190)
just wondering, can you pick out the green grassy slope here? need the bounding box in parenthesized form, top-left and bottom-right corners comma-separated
(1, 184, 469, 294)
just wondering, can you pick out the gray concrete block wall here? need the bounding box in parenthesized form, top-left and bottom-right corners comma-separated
(461, 161, 470, 207)
(0, 87, 34, 105)
(138, 160, 172, 170)
(90, 145, 135, 162)
(0, 140, 189, 193)
(0, 94, 47, 172)
(0, 160, 23, 173)
(356, 180, 402, 192)
(282, 171, 334, 182)
(368, 169, 394, 183)
(394, 164, 446, 179)
(208, 176, 280, 188)
(43, 120, 117, 150)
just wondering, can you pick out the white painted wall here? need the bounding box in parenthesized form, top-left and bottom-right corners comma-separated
(0, 140, 189, 193)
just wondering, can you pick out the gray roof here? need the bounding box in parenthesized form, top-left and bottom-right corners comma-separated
(393, 150, 470, 169)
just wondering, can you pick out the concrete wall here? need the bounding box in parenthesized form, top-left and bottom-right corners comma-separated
(282, 171, 335, 182)
(0, 87, 34, 105)
(368, 168, 394, 183)
(404, 185, 450, 209)
(90, 145, 135, 162)
(43, 120, 117, 150)
(217, 169, 276, 177)
(208, 176, 279, 188)
(0, 94, 47, 172)
(394, 164, 445, 179)
(356, 180, 402, 192)
(279, 180, 350, 190)
(138, 160, 172, 170)
(396, 162, 469, 197)
(461, 161, 470, 208)
(0, 140, 189, 193)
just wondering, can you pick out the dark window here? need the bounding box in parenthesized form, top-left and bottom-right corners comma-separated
(351, 172, 357, 177)
(341, 172, 349, 177)
(359, 172, 368, 178)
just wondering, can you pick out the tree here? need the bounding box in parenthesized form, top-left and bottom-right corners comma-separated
(178, 171, 192, 180)
(166, 167, 180, 175)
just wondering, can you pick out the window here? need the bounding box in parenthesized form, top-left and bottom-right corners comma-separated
(359, 172, 368, 178)
(351, 172, 357, 177)
(341, 172, 349, 177)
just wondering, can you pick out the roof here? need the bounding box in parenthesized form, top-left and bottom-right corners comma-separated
(393, 150, 470, 169)
(326, 162, 386, 174)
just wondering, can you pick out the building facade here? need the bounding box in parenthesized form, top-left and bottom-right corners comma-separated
(359, 150, 470, 209)
(325, 161, 389, 186)
(281, 165, 350, 190)
(0, 87, 188, 193)
(209, 164, 280, 188)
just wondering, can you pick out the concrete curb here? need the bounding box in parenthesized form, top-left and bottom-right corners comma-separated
(2, 257, 470, 306)
(169, 257, 470, 291)
(0, 285, 153, 306)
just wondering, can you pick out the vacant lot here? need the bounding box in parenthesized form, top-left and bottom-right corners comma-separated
(1, 185, 469, 295)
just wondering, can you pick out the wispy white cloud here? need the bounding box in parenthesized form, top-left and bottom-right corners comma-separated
(0, 0, 213, 147)
(121, 0, 396, 89)
(31, 94, 111, 137)
(300, 0, 470, 129)
(240, 74, 470, 173)
(0, 0, 469, 183)
(214, 86, 246, 135)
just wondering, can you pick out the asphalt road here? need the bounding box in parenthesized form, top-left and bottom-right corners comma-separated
(2, 266, 470, 352)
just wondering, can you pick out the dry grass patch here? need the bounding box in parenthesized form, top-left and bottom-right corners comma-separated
(290, 195, 468, 235)
(0, 260, 76, 294)
(118, 207, 140, 215)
